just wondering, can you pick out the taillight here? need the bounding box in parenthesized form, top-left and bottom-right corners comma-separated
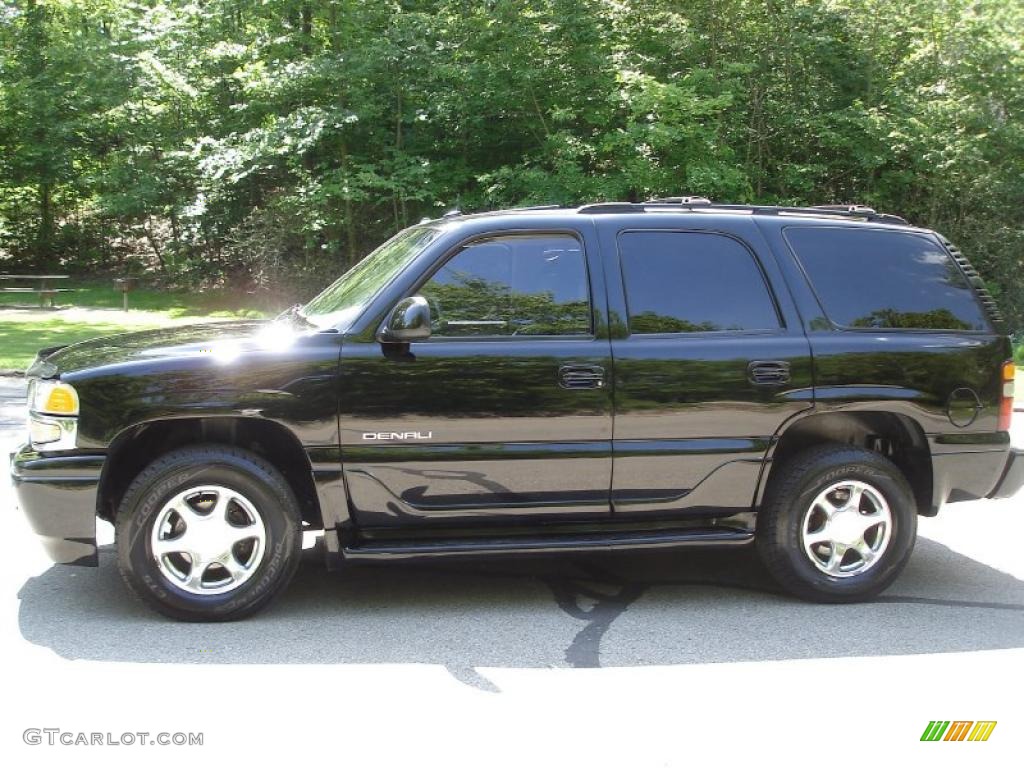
(999, 360, 1015, 432)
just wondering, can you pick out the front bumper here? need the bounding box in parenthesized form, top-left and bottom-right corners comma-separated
(989, 447, 1024, 500)
(10, 443, 103, 566)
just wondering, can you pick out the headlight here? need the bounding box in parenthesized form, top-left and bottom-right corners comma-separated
(27, 379, 79, 450)
(31, 380, 79, 416)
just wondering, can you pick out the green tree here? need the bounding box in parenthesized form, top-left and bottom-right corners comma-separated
(0, 0, 1021, 330)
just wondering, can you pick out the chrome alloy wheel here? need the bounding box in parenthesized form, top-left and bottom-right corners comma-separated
(801, 480, 893, 578)
(150, 485, 267, 595)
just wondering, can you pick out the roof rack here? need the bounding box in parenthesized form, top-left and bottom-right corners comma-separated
(812, 204, 877, 215)
(435, 203, 562, 221)
(576, 199, 908, 225)
(647, 196, 712, 205)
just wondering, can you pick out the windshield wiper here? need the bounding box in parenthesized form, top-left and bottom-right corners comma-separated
(276, 304, 316, 327)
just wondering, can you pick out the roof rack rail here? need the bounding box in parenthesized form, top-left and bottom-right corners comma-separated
(812, 204, 876, 214)
(575, 202, 642, 214)
(576, 199, 908, 224)
(646, 196, 712, 205)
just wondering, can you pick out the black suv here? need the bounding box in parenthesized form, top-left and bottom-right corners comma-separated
(11, 199, 1023, 620)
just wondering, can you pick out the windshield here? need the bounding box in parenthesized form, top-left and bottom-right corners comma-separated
(302, 226, 440, 329)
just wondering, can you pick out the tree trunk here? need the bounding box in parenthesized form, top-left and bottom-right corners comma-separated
(37, 182, 54, 268)
(340, 142, 356, 265)
(395, 86, 408, 225)
(145, 216, 167, 272)
(301, 3, 312, 53)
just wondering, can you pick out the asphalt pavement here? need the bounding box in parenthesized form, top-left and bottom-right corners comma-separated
(2, 374, 1022, 766)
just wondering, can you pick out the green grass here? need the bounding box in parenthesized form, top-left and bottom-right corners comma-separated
(0, 317, 165, 371)
(0, 282, 275, 318)
(0, 282, 276, 371)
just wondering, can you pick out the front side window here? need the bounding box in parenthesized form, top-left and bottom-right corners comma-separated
(618, 231, 780, 334)
(420, 234, 591, 337)
(784, 227, 989, 331)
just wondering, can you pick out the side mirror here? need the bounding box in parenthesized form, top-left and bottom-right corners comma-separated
(379, 296, 432, 343)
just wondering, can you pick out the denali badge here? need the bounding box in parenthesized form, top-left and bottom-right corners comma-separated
(362, 431, 433, 441)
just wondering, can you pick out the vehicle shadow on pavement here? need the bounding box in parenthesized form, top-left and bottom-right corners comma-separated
(17, 536, 1024, 688)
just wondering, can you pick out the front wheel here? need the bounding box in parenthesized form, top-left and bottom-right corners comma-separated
(115, 445, 303, 621)
(756, 444, 917, 602)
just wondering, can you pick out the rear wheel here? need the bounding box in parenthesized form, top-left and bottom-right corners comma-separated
(116, 445, 302, 621)
(757, 444, 917, 602)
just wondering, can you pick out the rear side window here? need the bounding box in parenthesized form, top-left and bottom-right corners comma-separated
(420, 233, 591, 337)
(785, 227, 988, 331)
(618, 231, 780, 334)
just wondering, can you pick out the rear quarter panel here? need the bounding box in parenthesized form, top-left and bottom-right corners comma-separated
(756, 217, 1013, 505)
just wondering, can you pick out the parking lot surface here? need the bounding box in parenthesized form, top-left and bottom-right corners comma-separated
(2, 374, 1021, 766)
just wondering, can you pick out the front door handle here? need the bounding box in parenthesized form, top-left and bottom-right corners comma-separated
(748, 360, 791, 386)
(559, 364, 605, 390)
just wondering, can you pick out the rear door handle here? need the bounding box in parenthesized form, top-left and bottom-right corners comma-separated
(559, 364, 605, 390)
(748, 360, 791, 386)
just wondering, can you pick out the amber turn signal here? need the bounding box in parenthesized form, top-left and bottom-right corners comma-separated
(32, 380, 80, 416)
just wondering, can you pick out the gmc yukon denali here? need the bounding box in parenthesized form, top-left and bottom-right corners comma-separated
(11, 199, 1023, 620)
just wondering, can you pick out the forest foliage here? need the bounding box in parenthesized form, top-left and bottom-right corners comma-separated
(1, 0, 1022, 328)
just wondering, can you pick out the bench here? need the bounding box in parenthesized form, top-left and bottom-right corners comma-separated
(0, 274, 72, 308)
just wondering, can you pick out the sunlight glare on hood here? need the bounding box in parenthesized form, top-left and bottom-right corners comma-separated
(205, 322, 298, 364)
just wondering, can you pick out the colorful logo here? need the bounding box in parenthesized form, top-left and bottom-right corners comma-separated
(921, 721, 997, 742)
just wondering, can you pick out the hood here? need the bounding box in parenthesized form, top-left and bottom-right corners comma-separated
(36, 320, 301, 377)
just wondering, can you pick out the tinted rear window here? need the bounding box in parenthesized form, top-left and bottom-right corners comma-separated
(618, 231, 780, 334)
(785, 227, 989, 331)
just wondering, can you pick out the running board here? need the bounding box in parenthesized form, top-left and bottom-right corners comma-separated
(341, 528, 753, 561)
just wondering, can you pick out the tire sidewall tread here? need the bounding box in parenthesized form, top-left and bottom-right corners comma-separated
(115, 444, 302, 621)
(757, 444, 917, 603)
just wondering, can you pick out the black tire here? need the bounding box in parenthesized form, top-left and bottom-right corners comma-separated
(115, 444, 303, 621)
(756, 443, 917, 602)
